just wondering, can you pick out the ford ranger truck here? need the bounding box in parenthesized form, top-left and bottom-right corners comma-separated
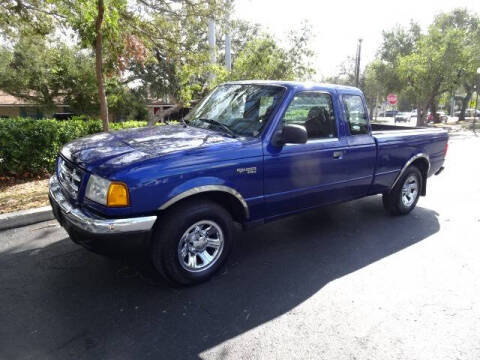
(49, 81, 448, 285)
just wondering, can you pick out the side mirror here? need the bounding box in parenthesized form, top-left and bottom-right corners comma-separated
(273, 124, 308, 146)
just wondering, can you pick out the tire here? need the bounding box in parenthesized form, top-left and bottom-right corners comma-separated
(383, 166, 423, 216)
(151, 198, 233, 286)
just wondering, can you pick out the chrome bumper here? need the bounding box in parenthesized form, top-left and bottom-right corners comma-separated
(49, 175, 157, 234)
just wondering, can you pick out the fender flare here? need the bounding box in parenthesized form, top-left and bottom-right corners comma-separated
(158, 185, 250, 219)
(390, 153, 430, 191)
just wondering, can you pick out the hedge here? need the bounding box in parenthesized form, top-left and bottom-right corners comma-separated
(0, 117, 151, 177)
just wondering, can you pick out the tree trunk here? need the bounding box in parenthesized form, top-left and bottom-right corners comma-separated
(459, 89, 472, 121)
(474, 91, 479, 135)
(416, 103, 427, 127)
(416, 106, 422, 127)
(147, 104, 183, 126)
(430, 100, 441, 124)
(95, 0, 109, 132)
(368, 94, 377, 121)
(369, 104, 374, 121)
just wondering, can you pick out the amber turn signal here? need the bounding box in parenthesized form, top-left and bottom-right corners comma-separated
(107, 182, 130, 207)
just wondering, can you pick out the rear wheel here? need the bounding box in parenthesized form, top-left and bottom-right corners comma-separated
(151, 198, 233, 286)
(383, 166, 422, 216)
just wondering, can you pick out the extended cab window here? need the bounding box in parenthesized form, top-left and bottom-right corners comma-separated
(343, 95, 369, 135)
(282, 92, 337, 140)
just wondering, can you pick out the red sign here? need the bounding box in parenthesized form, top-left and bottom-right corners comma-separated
(387, 93, 397, 105)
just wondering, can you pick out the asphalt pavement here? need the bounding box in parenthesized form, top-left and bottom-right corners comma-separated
(1, 132, 479, 360)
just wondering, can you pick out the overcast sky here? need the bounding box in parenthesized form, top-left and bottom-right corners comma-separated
(234, 0, 480, 80)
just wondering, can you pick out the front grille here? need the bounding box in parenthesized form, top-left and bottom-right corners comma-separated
(57, 157, 83, 199)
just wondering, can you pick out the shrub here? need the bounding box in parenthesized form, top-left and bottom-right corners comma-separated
(110, 120, 148, 130)
(0, 117, 149, 177)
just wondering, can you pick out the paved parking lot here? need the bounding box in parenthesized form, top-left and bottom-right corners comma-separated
(1, 132, 479, 360)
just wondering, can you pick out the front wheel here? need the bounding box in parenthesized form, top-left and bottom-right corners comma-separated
(151, 198, 233, 286)
(383, 166, 422, 216)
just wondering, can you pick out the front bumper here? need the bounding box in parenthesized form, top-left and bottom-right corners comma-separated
(49, 175, 157, 236)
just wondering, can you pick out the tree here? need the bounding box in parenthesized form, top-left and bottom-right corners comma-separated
(398, 25, 466, 125)
(229, 24, 316, 82)
(106, 79, 148, 121)
(0, 0, 58, 39)
(229, 36, 294, 80)
(371, 22, 421, 97)
(433, 9, 480, 120)
(363, 61, 385, 119)
(323, 56, 357, 86)
(379, 22, 421, 64)
(123, 2, 228, 125)
(1, 0, 227, 129)
(0, 0, 132, 129)
(216, 19, 261, 64)
(0, 34, 150, 120)
(0, 36, 98, 114)
(127, 9, 315, 125)
(284, 21, 316, 81)
(54, 0, 135, 130)
(95, 0, 108, 129)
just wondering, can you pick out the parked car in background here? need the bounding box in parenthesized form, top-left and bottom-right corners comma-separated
(467, 109, 480, 117)
(394, 112, 411, 123)
(454, 109, 480, 118)
(427, 111, 449, 123)
(379, 110, 399, 118)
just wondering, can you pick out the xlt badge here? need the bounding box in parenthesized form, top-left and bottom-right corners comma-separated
(236, 167, 257, 175)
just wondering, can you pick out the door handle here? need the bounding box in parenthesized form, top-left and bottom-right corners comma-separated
(333, 151, 344, 159)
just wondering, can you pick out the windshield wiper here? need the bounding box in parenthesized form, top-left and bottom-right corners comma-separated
(197, 118, 236, 138)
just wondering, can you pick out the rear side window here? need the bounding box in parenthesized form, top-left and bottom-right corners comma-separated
(343, 95, 369, 135)
(282, 92, 337, 140)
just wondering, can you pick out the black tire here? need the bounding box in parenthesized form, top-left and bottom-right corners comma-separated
(151, 198, 233, 286)
(383, 166, 423, 216)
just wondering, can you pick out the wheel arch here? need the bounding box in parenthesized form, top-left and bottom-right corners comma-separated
(391, 153, 430, 196)
(158, 185, 249, 223)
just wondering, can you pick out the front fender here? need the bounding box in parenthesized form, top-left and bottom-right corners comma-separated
(158, 177, 249, 218)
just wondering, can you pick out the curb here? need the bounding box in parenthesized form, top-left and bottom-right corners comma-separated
(0, 206, 54, 231)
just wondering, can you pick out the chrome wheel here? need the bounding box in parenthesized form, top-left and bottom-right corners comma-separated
(177, 220, 224, 272)
(401, 174, 419, 207)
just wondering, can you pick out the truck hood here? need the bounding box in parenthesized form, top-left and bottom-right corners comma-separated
(61, 125, 237, 173)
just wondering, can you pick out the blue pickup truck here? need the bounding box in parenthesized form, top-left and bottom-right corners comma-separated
(49, 81, 448, 285)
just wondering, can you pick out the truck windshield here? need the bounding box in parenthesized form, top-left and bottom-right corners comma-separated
(185, 84, 286, 137)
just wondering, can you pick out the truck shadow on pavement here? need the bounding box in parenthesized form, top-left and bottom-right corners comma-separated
(0, 196, 440, 360)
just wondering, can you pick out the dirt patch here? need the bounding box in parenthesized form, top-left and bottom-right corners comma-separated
(0, 179, 49, 214)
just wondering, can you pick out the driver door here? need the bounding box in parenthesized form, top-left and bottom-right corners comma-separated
(263, 91, 350, 218)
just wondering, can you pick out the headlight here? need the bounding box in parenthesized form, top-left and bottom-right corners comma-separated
(85, 174, 130, 207)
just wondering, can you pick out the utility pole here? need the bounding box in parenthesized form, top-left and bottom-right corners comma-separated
(208, 17, 216, 82)
(354, 38, 363, 88)
(224, 0, 232, 71)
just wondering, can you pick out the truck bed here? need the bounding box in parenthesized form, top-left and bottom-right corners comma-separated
(368, 123, 448, 195)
